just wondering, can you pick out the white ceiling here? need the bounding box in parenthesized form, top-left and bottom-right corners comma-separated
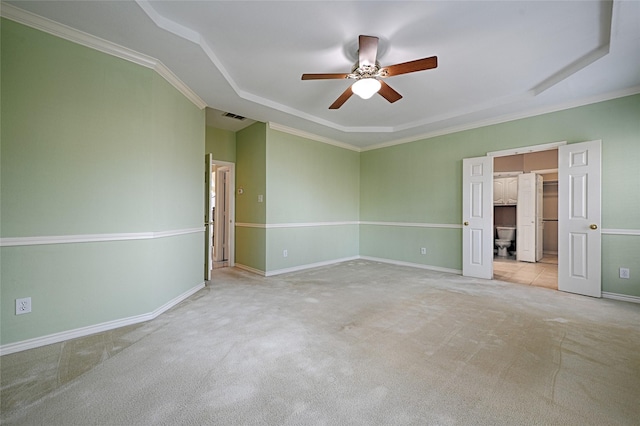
(5, 1, 640, 149)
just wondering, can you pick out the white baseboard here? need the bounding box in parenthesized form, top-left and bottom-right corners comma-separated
(236, 256, 460, 277)
(359, 256, 463, 275)
(265, 256, 360, 277)
(234, 263, 266, 276)
(0, 282, 205, 356)
(602, 292, 640, 304)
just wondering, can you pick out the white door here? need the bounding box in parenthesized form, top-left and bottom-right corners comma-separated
(204, 154, 214, 280)
(214, 167, 229, 262)
(536, 174, 544, 261)
(462, 156, 493, 279)
(558, 140, 601, 297)
(517, 173, 536, 262)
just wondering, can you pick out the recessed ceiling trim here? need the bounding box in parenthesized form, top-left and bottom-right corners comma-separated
(1, 2, 154, 68)
(133, 0, 620, 136)
(533, 0, 613, 95)
(1, 3, 207, 109)
(361, 84, 640, 152)
(268, 123, 361, 152)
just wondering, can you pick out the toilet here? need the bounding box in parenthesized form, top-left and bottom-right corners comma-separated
(495, 226, 516, 257)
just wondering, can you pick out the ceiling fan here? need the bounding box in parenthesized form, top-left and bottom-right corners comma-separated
(301, 35, 438, 109)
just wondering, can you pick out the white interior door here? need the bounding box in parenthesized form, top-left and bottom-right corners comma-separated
(204, 154, 214, 280)
(558, 140, 601, 297)
(536, 174, 544, 261)
(214, 167, 229, 262)
(517, 173, 536, 262)
(462, 156, 493, 279)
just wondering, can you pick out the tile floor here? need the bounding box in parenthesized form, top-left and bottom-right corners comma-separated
(493, 254, 558, 289)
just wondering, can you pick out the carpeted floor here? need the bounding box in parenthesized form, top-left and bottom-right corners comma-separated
(2, 260, 639, 425)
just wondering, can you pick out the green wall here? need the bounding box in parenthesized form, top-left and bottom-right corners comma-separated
(233, 125, 360, 274)
(205, 125, 236, 163)
(265, 129, 360, 272)
(360, 94, 640, 296)
(1, 19, 205, 346)
(235, 123, 267, 271)
(2, 14, 638, 350)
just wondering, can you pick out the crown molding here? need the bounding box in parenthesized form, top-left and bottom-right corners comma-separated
(360, 86, 640, 152)
(268, 123, 361, 152)
(1, 2, 206, 110)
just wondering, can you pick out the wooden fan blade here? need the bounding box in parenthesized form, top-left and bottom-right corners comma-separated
(382, 56, 438, 77)
(302, 73, 349, 80)
(358, 35, 379, 67)
(329, 86, 354, 109)
(378, 80, 402, 103)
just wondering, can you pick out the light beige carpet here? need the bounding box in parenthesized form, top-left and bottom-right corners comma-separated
(3, 260, 639, 425)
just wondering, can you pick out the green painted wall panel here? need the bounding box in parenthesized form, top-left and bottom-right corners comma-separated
(1, 20, 205, 346)
(205, 126, 236, 163)
(236, 123, 267, 224)
(361, 94, 640, 298)
(1, 19, 154, 237)
(360, 225, 462, 271)
(1, 242, 153, 343)
(151, 73, 205, 231)
(235, 227, 266, 272)
(150, 233, 205, 307)
(602, 235, 640, 297)
(266, 225, 359, 271)
(266, 129, 360, 223)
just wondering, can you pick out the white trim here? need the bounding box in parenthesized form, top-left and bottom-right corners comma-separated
(240, 256, 462, 277)
(0, 227, 203, 247)
(235, 221, 359, 229)
(236, 221, 460, 230)
(360, 221, 462, 229)
(531, 168, 559, 175)
(487, 141, 567, 157)
(0, 282, 205, 356)
(5, 2, 638, 148)
(153, 63, 207, 109)
(602, 292, 640, 304)
(0, 3, 206, 110)
(268, 221, 359, 229)
(360, 86, 640, 152)
(268, 123, 361, 152)
(234, 263, 266, 276)
(602, 229, 640, 236)
(235, 223, 266, 229)
(265, 256, 360, 277)
(360, 256, 462, 275)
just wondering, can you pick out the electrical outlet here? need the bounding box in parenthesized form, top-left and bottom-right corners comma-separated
(420, 247, 427, 255)
(283, 249, 288, 258)
(619, 268, 630, 279)
(16, 297, 32, 315)
(258, 195, 263, 203)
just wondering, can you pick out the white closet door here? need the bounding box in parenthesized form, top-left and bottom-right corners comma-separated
(462, 156, 493, 279)
(536, 175, 544, 261)
(558, 140, 601, 297)
(517, 173, 536, 262)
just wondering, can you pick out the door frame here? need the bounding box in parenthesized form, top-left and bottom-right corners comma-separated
(487, 142, 566, 281)
(207, 159, 236, 271)
(473, 140, 602, 297)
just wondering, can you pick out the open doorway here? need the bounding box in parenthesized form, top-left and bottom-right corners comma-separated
(205, 155, 235, 281)
(490, 148, 559, 289)
(462, 140, 602, 297)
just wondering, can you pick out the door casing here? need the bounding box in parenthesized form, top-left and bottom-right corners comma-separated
(463, 140, 602, 297)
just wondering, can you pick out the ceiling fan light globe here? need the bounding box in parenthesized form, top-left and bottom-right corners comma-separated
(351, 78, 381, 99)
